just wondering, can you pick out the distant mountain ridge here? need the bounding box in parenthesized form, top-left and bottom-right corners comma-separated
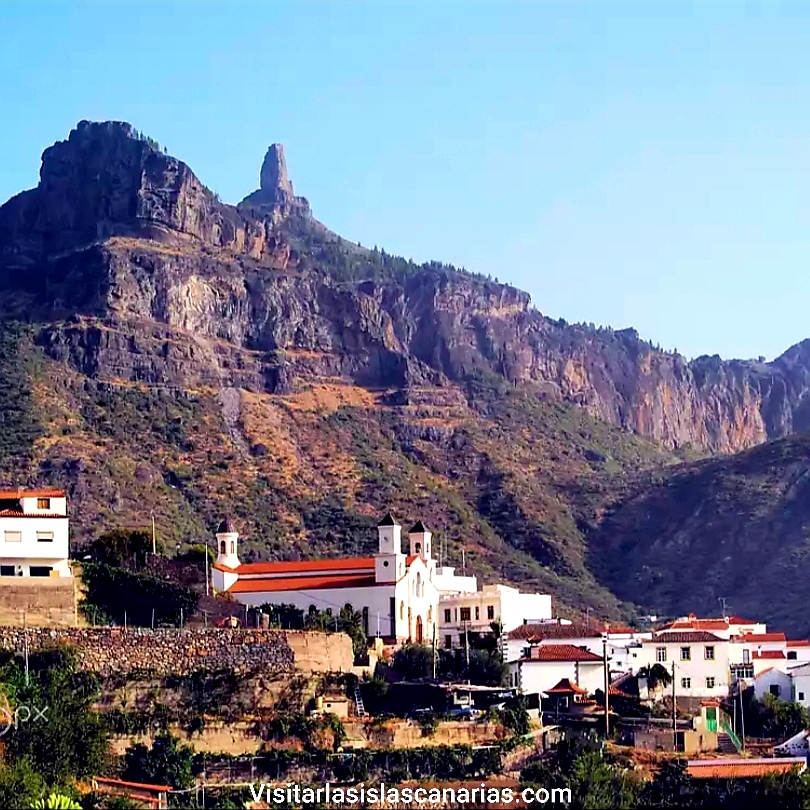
(2, 121, 810, 455)
(1, 120, 810, 630)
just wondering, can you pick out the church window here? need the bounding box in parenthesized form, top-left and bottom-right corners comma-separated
(400, 601, 405, 620)
(383, 560, 389, 567)
(415, 542, 422, 554)
(475, 606, 480, 620)
(460, 607, 471, 622)
(220, 541, 226, 554)
(230, 541, 235, 554)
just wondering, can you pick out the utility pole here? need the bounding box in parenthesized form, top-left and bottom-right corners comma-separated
(671, 660, 677, 751)
(432, 623, 437, 680)
(464, 623, 470, 684)
(205, 543, 210, 597)
(602, 635, 609, 738)
(150, 510, 156, 555)
(23, 612, 29, 686)
(739, 685, 746, 752)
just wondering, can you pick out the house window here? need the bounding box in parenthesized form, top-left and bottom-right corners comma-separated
(445, 635, 452, 649)
(36, 532, 54, 542)
(706, 677, 715, 689)
(681, 678, 691, 689)
(788, 651, 798, 660)
(680, 647, 691, 661)
(656, 647, 667, 663)
(770, 684, 781, 697)
(460, 607, 471, 622)
(704, 646, 715, 660)
(459, 634, 466, 647)
(0, 566, 14, 577)
(30, 566, 51, 577)
(3, 532, 21, 543)
(731, 664, 754, 680)
(800, 692, 805, 702)
(742, 649, 750, 664)
(36, 498, 50, 510)
(444, 609, 451, 623)
(560, 697, 569, 709)
(475, 606, 480, 621)
(487, 605, 495, 620)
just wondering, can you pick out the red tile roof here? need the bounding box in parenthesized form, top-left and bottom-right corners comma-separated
(662, 619, 731, 632)
(229, 573, 378, 593)
(93, 776, 172, 792)
(686, 758, 805, 779)
(731, 632, 786, 643)
(0, 510, 66, 518)
(0, 489, 66, 499)
(508, 623, 602, 641)
(231, 556, 375, 575)
(651, 631, 723, 643)
(524, 644, 602, 663)
(727, 616, 757, 625)
(788, 640, 810, 647)
(608, 684, 633, 698)
(544, 678, 589, 695)
(753, 650, 785, 660)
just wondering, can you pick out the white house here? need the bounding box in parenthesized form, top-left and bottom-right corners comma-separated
(790, 663, 810, 708)
(657, 614, 766, 640)
(729, 632, 788, 680)
(753, 667, 792, 702)
(638, 631, 729, 699)
(509, 642, 605, 696)
(438, 584, 552, 651)
(504, 622, 649, 671)
(212, 514, 474, 645)
(0, 489, 71, 577)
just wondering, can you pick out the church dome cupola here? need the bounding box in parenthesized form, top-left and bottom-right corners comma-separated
(408, 519, 432, 561)
(215, 517, 240, 569)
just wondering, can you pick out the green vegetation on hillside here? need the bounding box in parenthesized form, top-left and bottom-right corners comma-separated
(589, 432, 810, 636)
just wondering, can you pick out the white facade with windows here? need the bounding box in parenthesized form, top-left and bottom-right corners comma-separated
(438, 584, 552, 650)
(638, 632, 729, 699)
(508, 643, 605, 696)
(0, 489, 71, 577)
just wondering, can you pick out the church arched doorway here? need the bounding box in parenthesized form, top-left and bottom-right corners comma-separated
(415, 615, 424, 644)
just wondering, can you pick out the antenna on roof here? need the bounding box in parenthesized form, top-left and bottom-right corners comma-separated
(718, 596, 729, 619)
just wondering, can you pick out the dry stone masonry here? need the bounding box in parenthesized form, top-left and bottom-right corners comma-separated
(0, 627, 297, 678)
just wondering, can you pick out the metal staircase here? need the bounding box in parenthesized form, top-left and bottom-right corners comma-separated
(354, 683, 366, 717)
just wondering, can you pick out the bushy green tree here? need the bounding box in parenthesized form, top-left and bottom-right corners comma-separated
(0, 758, 45, 808)
(0, 649, 110, 785)
(391, 644, 434, 680)
(123, 732, 195, 790)
(88, 529, 161, 568)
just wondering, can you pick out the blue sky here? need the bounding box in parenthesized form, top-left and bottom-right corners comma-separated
(2, 1, 809, 360)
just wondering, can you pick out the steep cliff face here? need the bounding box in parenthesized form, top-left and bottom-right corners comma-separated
(2, 120, 810, 454)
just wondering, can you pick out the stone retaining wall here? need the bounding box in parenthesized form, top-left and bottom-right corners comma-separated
(0, 627, 352, 678)
(0, 578, 77, 628)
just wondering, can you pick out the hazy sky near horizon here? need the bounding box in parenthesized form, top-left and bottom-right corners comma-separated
(1, 1, 809, 361)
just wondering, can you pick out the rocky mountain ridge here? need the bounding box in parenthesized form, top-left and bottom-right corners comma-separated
(1, 120, 810, 455)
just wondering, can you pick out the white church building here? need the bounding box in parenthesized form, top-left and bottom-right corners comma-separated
(212, 514, 460, 644)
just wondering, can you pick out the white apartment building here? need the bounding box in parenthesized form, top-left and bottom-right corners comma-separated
(212, 515, 473, 645)
(0, 489, 71, 577)
(638, 631, 730, 699)
(438, 584, 552, 650)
